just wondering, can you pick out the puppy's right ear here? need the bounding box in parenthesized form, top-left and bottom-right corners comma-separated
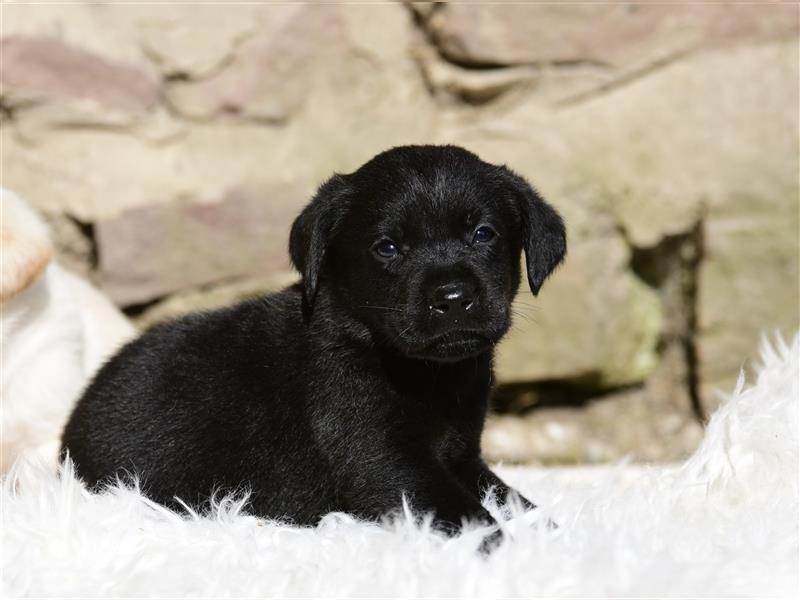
(289, 175, 352, 315)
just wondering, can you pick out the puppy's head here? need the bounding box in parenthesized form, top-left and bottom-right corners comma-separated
(290, 145, 566, 362)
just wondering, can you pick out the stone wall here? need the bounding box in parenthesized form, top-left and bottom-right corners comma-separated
(3, 2, 798, 464)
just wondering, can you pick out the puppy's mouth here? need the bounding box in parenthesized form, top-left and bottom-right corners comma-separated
(406, 331, 493, 362)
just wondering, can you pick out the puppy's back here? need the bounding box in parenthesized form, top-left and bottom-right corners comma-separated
(61, 288, 334, 518)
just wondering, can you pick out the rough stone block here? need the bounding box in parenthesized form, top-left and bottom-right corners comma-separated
(427, 3, 798, 69)
(96, 184, 306, 305)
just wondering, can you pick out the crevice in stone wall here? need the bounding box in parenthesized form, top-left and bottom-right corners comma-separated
(163, 72, 192, 84)
(42, 212, 100, 281)
(0, 97, 46, 122)
(0, 98, 17, 122)
(628, 222, 706, 423)
(491, 378, 641, 415)
(408, 1, 609, 72)
(556, 47, 693, 107)
(67, 216, 99, 271)
(122, 295, 168, 320)
(683, 221, 705, 423)
(406, 2, 444, 41)
(406, 1, 534, 107)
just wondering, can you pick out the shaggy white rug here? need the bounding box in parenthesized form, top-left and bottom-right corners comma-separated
(3, 334, 798, 598)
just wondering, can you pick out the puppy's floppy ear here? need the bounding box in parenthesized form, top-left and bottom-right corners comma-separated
(500, 168, 566, 295)
(289, 174, 352, 312)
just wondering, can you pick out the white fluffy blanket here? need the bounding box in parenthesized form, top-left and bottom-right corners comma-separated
(3, 335, 798, 598)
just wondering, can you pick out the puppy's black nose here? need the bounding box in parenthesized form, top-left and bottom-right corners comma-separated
(430, 282, 475, 316)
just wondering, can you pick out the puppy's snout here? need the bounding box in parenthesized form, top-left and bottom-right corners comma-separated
(429, 282, 476, 317)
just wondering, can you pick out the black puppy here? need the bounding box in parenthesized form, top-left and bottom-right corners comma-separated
(62, 145, 566, 546)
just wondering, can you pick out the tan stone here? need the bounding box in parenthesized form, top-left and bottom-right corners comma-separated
(1, 3, 436, 220)
(561, 37, 797, 407)
(96, 183, 307, 305)
(0, 123, 309, 221)
(428, 3, 798, 68)
(1, 36, 157, 111)
(496, 235, 662, 386)
(1, 3, 148, 68)
(137, 5, 262, 78)
(0, 3, 166, 135)
(418, 52, 613, 108)
(483, 409, 587, 466)
(484, 337, 704, 466)
(698, 211, 799, 406)
(0, 34, 160, 136)
(483, 384, 703, 466)
(565, 39, 800, 406)
(416, 41, 542, 105)
(166, 6, 346, 122)
(166, 3, 422, 124)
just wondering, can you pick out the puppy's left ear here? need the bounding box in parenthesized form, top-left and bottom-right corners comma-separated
(500, 168, 566, 295)
(289, 174, 352, 313)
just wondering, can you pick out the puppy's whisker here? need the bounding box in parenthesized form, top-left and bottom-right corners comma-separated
(510, 309, 540, 326)
(512, 306, 541, 318)
(511, 304, 541, 314)
(512, 301, 541, 311)
(512, 307, 542, 319)
(359, 305, 406, 313)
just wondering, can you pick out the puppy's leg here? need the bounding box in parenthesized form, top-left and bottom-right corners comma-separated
(340, 457, 503, 549)
(378, 466, 505, 554)
(349, 462, 493, 528)
(451, 458, 537, 510)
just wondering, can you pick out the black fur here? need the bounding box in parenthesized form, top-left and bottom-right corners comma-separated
(61, 145, 566, 547)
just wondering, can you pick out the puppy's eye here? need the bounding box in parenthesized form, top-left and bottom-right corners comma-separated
(472, 225, 496, 244)
(373, 238, 400, 260)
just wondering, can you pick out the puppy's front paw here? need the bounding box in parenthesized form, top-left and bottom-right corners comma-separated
(477, 527, 504, 556)
(431, 507, 504, 555)
(520, 507, 558, 531)
(429, 502, 492, 534)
